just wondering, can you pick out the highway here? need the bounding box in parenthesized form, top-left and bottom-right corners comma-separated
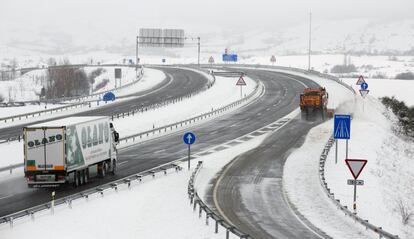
(0, 67, 209, 141)
(207, 118, 328, 239)
(0, 68, 327, 238)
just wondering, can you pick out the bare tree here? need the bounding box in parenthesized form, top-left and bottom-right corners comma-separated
(397, 199, 413, 225)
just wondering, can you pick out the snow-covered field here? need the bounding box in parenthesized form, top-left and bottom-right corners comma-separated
(343, 77, 414, 106)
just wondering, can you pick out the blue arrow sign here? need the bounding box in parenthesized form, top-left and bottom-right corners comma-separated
(334, 115, 351, 139)
(103, 92, 116, 102)
(183, 132, 196, 145)
(361, 82, 368, 90)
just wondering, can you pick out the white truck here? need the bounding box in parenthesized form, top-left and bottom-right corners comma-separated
(23, 116, 119, 187)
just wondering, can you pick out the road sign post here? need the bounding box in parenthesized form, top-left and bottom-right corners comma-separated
(236, 75, 247, 98)
(183, 132, 196, 170)
(270, 55, 276, 65)
(335, 139, 338, 164)
(334, 114, 351, 164)
(345, 159, 367, 213)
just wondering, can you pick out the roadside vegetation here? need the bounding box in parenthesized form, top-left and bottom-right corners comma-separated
(45, 59, 90, 99)
(381, 96, 414, 138)
(395, 71, 414, 80)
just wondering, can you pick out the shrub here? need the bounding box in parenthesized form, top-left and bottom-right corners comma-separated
(330, 64, 357, 74)
(395, 72, 414, 80)
(381, 96, 414, 137)
(94, 79, 109, 92)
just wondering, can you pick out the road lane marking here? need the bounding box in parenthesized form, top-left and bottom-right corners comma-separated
(0, 194, 14, 200)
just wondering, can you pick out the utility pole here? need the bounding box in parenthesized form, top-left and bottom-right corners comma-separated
(136, 36, 139, 78)
(308, 11, 312, 71)
(197, 37, 201, 67)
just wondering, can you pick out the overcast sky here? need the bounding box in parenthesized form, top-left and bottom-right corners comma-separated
(1, 0, 413, 36)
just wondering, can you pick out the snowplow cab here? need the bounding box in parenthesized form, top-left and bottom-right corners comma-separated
(300, 87, 329, 120)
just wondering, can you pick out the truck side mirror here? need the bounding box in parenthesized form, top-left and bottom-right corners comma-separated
(114, 131, 119, 143)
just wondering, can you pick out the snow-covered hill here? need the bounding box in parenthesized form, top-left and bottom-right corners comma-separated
(1, 18, 413, 66)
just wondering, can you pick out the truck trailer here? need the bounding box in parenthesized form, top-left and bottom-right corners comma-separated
(23, 116, 119, 187)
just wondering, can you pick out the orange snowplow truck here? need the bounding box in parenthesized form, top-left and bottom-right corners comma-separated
(300, 87, 329, 120)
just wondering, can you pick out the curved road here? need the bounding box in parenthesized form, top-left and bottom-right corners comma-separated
(0, 68, 326, 239)
(0, 67, 209, 141)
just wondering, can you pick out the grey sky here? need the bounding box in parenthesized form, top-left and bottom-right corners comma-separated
(1, 0, 413, 34)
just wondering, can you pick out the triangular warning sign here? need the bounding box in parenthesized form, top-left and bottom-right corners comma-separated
(236, 76, 246, 86)
(345, 159, 367, 179)
(359, 89, 369, 98)
(356, 76, 365, 85)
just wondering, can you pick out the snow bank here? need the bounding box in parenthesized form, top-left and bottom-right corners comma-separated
(283, 69, 414, 237)
(0, 164, 234, 239)
(324, 96, 414, 238)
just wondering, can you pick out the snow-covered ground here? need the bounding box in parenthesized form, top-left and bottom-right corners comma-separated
(0, 106, 272, 239)
(282, 70, 414, 237)
(0, 162, 236, 239)
(343, 77, 414, 106)
(0, 69, 46, 102)
(324, 96, 414, 238)
(0, 68, 164, 127)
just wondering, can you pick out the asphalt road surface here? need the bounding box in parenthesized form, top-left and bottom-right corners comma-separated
(0, 68, 325, 239)
(0, 67, 209, 141)
(207, 117, 329, 239)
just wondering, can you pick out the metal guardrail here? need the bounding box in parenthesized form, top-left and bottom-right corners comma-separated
(0, 67, 144, 124)
(188, 161, 250, 239)
(319, 137, 399, 239)
(119, 80, 262, 145)
(0, 162, 183, 226)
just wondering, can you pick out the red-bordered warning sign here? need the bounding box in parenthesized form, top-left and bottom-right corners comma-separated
(236, 76, 246, 86)
(356, 75, 365, 85)
(359, 89, 369, 98)
(345, 159, 367, 179)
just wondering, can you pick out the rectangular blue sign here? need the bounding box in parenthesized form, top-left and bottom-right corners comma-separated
(222, 54, 238, 62)
(334, 114, 351, 139)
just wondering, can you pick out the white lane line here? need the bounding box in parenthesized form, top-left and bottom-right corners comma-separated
(117, 161, 129, 167)
(0, 194, 14, 200)
(154, 149, 166, 154)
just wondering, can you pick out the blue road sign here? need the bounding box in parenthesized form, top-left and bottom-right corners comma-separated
(183, 132, 196, 145)
(334, 115, 351, 139)
(222, 54, 238, 62)
(103, 92, 116, 102)
(361, 82, 368, 90)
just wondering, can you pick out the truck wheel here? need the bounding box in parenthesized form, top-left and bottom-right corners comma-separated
(111, 160, 117, 175)
(99, 163, 106, 178)
(84, 169, 89, 184)
(80, 170, 85, 185)
(74, 171, 80, 187)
